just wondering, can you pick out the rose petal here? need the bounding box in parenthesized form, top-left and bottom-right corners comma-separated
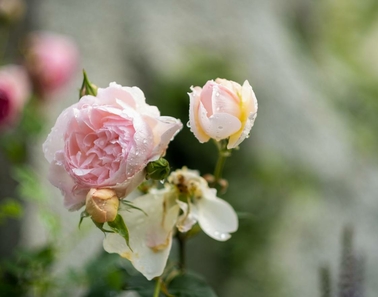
(211, 84, 241, 118)
(188, 88, 210, 143)
(103, 191, 179, 280)
(227, 81, 258, 149)
(96, 83, 138, 109)
(48, 151, 86, 210)
(198, 102, 241, 141)
(196, 188, 238, 241)
(176, 200, 197, 232)
(149, 116, 183, 159)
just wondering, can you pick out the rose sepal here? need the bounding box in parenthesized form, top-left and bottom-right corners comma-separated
(107, 214, 132, 251)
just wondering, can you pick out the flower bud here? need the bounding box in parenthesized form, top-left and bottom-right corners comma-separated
(146, 158, 170, 180)
(188, 78, 258, 149)
(0, 65, 31, 129)
(24, 31, 79, 98)
(85, 188, 119, 223)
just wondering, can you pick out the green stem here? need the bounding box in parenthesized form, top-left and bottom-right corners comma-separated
(213, 140, 231, 184)
(177, 233, 186, 272)
(213, 152, 227, 183)
(153, 277, 161, 297)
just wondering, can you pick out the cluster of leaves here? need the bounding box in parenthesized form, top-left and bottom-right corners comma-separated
(0, 245, 56, 296)
(82, 252, 217, 297)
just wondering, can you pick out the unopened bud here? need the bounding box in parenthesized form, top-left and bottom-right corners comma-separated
(85, 188, 119, 223)
(146, 158, 170, 180)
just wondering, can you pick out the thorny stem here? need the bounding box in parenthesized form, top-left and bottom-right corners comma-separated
(153, 277, 161, 297)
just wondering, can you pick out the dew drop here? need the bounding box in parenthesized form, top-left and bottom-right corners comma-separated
(186, 121, 191, 128)
(215, 92, 220, 97)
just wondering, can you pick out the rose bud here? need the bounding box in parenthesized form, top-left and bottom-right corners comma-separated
(188, 78, 258, 149)
(0, 65, 31, 129)
(24, 31, 79, 97)
(146, 158, 170, 180)
(85, 188, 119, 223)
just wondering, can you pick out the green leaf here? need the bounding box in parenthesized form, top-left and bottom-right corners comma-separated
(0, 198, 23, 224)
(120, 200, 148, 216)
(107, 214, 132, 251)
(167, 271, 218, 297)
(92, 219, 114, 234)
(126, 274, 156, 297)
(78, 210, 90, 229)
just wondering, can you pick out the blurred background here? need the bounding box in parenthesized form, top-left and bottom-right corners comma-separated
(1, 0, 378, 296)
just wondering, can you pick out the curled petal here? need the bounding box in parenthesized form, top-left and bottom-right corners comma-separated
(227, 80, 258, 149)
(188, 88, 210, 143)
(149, 116, 183, 159)
(176, 200, 197, 232)
(103, 190, 179, 280)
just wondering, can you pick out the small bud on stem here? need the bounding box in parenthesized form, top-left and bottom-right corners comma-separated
(85, 188, 119, 223)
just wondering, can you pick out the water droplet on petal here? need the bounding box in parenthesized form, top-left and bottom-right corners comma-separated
(215, 92, 220, 97)
(186, 121, 191, 128)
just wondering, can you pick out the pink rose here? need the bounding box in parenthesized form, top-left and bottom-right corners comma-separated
(189, 78, 258, 149)
(43, 82, 182, 210)
(0, 64, 31, 129)
(24, 31, 79, 97)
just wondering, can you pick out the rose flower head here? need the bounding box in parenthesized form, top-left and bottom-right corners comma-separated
(189, 78, 258, 149)
(24, 31, 79, 97)
(43, 82, 182, 210)
(0, 64, 31, 129)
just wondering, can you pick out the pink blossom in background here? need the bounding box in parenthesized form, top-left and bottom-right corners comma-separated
(189, 78, 258, 149)
(24, 31, 79, 97)
(0, 64, 31, 129)
(43, 82, 183, 210)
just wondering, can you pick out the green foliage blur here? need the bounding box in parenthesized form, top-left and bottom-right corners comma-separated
(1, 0, 378, 296)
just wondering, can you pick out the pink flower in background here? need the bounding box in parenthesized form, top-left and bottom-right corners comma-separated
(0, 65, 31, 129)
(189, 78, 258, 149)
(24, 31, 79, 97)
(43, 82, 182, 210)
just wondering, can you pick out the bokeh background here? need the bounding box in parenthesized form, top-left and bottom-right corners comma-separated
(1, 0, 378, 296)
